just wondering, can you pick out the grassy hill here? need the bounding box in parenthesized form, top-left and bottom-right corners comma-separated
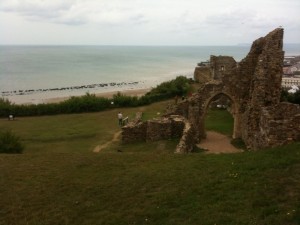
(0, 100, 300, 225)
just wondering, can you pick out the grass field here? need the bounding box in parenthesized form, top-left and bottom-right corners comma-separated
(0, 100, 300, 225)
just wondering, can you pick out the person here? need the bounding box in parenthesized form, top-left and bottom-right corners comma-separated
(117, 112, 123, 126)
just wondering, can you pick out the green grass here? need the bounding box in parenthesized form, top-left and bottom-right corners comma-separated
(0, 101, 300, 225)
(0, 100, 170, 154)
(205, 109, 234, 136)
(1, 144, 299, 225)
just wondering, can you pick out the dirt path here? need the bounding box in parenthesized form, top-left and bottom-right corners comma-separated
(197, 131, 241, 154)
(93, 131, 122, 153)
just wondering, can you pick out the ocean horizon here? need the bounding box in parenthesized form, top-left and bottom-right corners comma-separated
(1, 44, 300, 104)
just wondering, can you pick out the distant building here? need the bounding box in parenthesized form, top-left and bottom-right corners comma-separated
(282, 77, 300, 87)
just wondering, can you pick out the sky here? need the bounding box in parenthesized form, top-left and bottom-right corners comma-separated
(0, 0, 299, 45)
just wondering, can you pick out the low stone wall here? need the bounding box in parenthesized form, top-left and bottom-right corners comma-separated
(146, 118, 172, 141)
(170, 115, 185, 138)
(122, 115, 195, 153)
(258, 102, 300, 148)
(122, 112, 146, 143)
(175, 120, 195, 153)
(122, 121, 147, 143)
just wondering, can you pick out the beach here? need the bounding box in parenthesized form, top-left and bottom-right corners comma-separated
(44, 88, 151, 104)
(4, 87, 151, 105)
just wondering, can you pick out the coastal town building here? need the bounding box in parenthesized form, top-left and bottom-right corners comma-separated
(282, 77, 300, 87)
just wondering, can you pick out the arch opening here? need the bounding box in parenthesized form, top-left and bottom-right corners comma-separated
(204, 93, 235, 137)
(196, 91, 242, 142)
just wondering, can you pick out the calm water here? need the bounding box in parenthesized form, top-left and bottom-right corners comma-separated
(1, 44, 299, 104)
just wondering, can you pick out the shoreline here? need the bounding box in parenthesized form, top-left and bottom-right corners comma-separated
(45, 88, 151, 104)
(5, 88, 151, 105)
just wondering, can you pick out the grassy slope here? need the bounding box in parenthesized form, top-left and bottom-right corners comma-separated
(0, 101, 168, 154)
(0, 101, 300, 225)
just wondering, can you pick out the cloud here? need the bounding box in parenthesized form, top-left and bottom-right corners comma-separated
(0, 0, 299, 45)
(0, 0, 147, 26)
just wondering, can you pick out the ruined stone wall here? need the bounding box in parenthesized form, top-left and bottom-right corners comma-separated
(210, 56, 237, 80)
(166, 28, 300, 150)
(146, 118, 172, 141)
(123, 28, 299, 152)
(193, 56, 237, 83)
(122, 115, 194, 153)
(175, 120, 196, 153)
(240, 28, 285, 148)
(122, 121, 147, 143)
(257, 103, 300, 148)
(194, 66, 211, 84)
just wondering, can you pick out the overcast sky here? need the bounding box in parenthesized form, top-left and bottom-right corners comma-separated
(0, 0, 299, 45)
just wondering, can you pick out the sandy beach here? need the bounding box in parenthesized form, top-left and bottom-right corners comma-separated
(44, 88, 151, 104)
(9, 88, 151, 105)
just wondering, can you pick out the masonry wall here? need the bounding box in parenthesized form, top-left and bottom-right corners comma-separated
(122, 115, 195, 153)
(240, 28, 285, 148)
(146, 118, 172, 141)
(210, 56, 237, 80)
(122, 121, 147, 143)
(257, 103, 300, 148)
(194, 66, 211, 84)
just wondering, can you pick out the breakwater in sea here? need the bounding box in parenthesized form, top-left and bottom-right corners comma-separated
(1, 81, 140, 97)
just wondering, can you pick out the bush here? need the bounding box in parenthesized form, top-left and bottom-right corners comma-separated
(112, 92, 139, 107)
(0, 98, 13, 117)
(0, 130, 24, 154)
(145, 76, 191, 101)
(281, 88, 300, 104)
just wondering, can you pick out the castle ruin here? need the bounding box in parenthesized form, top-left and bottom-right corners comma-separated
(122, 28, 300, 152)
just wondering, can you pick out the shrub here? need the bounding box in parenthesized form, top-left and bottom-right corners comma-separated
(145, 76, 191, 101)
(112, 92, 139, 107)
(281, 88, 300, 104)
(0, 98, 13, 117)
(0, 130, 24, 154)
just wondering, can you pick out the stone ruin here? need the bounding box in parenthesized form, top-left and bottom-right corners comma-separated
(122, 28, 300, 152)
(122, 113, 195, 153)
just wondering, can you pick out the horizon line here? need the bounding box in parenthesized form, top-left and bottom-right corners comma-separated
(1, 43, 300, 48)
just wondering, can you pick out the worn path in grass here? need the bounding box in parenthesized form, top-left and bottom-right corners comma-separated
(93, 131, 122, 152)
(198, 131, 241, 154)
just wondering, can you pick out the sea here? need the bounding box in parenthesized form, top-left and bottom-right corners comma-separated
(1, 44, 300, 104)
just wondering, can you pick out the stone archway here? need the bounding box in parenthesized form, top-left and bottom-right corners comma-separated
(184, 81, 242, 143)
(203, 92, 238, 139)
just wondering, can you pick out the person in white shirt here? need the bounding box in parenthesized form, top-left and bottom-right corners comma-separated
(117, 112, 123, 126)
